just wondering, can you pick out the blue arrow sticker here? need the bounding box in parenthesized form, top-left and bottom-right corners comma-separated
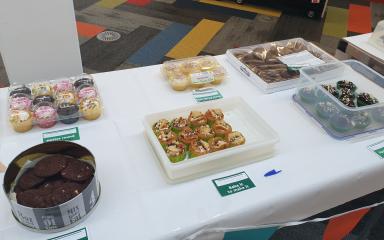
(264, 169, 282, 177)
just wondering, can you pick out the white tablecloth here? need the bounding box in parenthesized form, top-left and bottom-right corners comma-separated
(0, 55, 384, 240)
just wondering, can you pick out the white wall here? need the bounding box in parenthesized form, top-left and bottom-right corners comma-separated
(0, 0, 83, 85)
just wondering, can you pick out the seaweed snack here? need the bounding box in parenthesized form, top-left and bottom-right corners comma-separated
(157, 129, 177, 146)
(189, 140, 210, 157)
(170, 117, 189, 133)
(212, 120, 232, 137)
(152, 108, 246, 163)
(153, 119, 170, 136)
(226, 131, 246, 147)
(165, 140, 187, 163)
(208, 137, 229, 152)
(179, 127, 198, 145)
(197, 124, 215, 140)
(205, 109, 224, 125)
(188, 111, 207, 128)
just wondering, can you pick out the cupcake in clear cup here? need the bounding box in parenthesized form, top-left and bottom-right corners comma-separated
(80, 97, 102, 121)
(9, 109, 33, 132)
(34, 102, 57, 128)
(9, 93, 32, 111)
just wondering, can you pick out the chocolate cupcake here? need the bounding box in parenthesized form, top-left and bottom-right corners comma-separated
(330, 114, 354, 132)
(352, 112, 371, 129)
(338, 95, 356, 107)
(316, 102, 339, 120)
(57, 103, 79, 124)
(10, 86, 31, 97)
(336, 80, 356, 91)
(339, 88, 356, 99)
(74, 77, 94, 89)
(33, 95, 54, 106)
(357, 93, 379, 107)
(299, 87, 317, 103)
(321, 84, 339, 98)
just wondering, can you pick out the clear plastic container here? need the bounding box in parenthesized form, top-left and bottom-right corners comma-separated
(226, 38, 337, 93)
(8, 74, 103, 133)
(369, 20, 384, 51)
(162, 56, 227, 91)
(293, 60, 384, 140)
(143, 97, 279, 182)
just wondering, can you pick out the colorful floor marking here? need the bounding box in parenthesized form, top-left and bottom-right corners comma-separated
(322, 6, 348, 38)
(76, 21, 105, 38)
(129, 23, 193, 65)
(348, 4, 372, 34)
(97, 0, 128, 9)
(126, 0, 152, 7)
(166, 19, 224, 59)
(198, 0, 281, 17)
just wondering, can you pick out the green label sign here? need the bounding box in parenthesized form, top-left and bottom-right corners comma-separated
(368, 140, 384, 159)
(375, 147, 384, 158)
(212, 172, 255, 197)
(43, 127, 80, 143)
(48, 227, 88, 240)
(192, 88, 223, 103)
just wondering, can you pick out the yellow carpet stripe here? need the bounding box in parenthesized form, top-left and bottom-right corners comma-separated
(198, 0, 281, 17)
(97, 0, 127, 9)
(166, 19, 224, 59)
(322, 6, 348, 38)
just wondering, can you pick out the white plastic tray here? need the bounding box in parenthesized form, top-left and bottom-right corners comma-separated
(143, 97, 279, 182)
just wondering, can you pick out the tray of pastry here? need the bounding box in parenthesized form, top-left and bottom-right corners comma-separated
(226, 38, 336, 93)
(8, 74, 102, 133)
(293, 60, 384, 140)
(162, 56, 226, 91)
(143, 97, 279, 182)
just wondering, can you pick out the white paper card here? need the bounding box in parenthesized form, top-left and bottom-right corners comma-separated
(278, 50, 325, 68)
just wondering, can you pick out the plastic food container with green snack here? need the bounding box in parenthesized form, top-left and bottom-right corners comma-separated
(144, 97, 279, 183)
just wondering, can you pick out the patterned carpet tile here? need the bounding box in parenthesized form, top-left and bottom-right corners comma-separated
(0, 0, 383, 87)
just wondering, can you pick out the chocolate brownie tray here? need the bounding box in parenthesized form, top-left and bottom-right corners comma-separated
(226, 38, 336, 93)
(143, 97, 279, 183)
(293, 60, 384, 140)
(3, 141, 100, 233)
